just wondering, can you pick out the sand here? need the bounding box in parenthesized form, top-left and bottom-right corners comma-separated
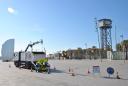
(0, 59, 128, 86)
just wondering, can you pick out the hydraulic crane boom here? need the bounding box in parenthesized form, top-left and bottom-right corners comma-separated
(25, 40, 43, 52)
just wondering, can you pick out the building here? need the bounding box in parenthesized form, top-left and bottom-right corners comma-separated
(65, 47, 102, 59)
(1, 39, 15, 61)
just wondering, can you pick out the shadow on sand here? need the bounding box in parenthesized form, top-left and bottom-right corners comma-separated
(103, 76, 128, 80)
(50, 69, 65, 73)
(75, 73, 88, 76)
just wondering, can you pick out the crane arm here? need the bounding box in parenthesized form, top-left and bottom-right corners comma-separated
(25, 44, 31, 52)
(25, 40, 43, 52)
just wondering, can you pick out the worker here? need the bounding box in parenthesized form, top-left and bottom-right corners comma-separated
(35, 63, 40, 72)
(44, 62, 50, 74)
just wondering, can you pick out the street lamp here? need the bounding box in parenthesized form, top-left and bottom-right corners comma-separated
(120, 34, 124, 43)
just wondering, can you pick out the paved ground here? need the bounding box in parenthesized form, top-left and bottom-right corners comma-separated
(0, 60, 128, 86)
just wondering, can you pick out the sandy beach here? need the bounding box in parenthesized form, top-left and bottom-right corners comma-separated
(0, 60, 128, 86)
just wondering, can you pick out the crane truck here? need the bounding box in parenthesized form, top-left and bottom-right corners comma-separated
(14, 40, 50, 73)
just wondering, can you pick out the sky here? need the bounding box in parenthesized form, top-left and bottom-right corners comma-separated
(0, 0, 128, 55)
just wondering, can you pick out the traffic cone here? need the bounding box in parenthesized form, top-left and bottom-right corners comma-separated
(116, 72, 121, 79)
(87, 69, 90, 74)
(69, 67, 71, 72)
(71, 69, 75, 76)
(71, 72, 75, 76)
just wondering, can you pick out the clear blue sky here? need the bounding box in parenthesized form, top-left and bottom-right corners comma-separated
(0, 0, 128, 54)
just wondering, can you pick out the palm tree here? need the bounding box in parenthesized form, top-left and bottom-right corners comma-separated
(62, 51, 68, 59)
(116, 43, 122, 51)
(123, 40, 128, 60)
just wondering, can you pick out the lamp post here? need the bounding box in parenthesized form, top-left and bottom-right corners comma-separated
(94, 18, 102, 62)
(85, 43, 87, 59)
